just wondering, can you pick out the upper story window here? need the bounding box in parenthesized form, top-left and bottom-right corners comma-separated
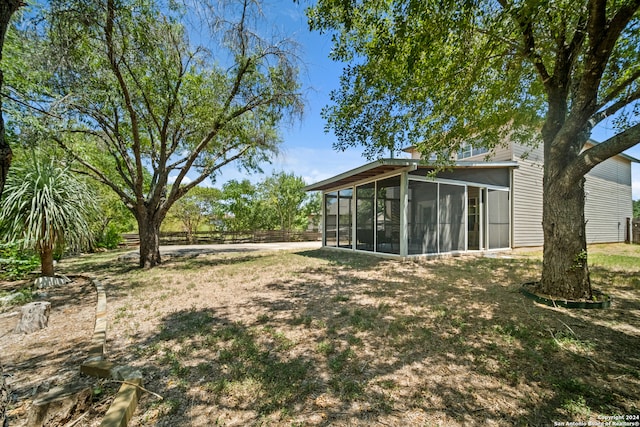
(457, 142, 489, 159)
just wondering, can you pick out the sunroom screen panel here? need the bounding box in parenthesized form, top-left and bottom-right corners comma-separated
(338, 189, 353, 248)
(438, 184, 466, 252)
(324, 192, 338, 247)
(408, 181, 438, 254)
(376, 176, 401, 254)
(356, 184, 375, 251)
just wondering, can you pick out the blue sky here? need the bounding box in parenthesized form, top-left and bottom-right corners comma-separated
(210, 0, 640, 200)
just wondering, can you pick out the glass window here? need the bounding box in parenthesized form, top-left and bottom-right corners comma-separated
(439, 184, 466, 252)
(457, 143, 473, 159)
(338, 189, 353, 248)
(408, 181, 438, 254)
(356, 183, 375, 251)
(488, 189, 509, 249)
(457, 142, 489, 159)
(376, 176, 401, 254)
(472, 146, 490, 157)
(324, 192, 337, 247)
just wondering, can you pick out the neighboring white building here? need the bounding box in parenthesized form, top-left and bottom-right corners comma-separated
(304, 139, 637, 257)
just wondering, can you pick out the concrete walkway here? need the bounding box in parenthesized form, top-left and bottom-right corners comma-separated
(122, 241, 322, 259)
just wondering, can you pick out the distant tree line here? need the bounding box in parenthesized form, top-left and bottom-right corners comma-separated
(164, 171, 321, 243)
(1, 146, 318, 273)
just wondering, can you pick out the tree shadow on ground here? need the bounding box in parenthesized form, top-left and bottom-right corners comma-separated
(60, 253, 140, 277)
(128, 308, 321, 424)
(297, 248, 386, 269)
(108, 250, 639, 426)
(258, 254, 639, 425)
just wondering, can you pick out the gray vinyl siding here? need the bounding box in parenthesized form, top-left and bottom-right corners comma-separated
(510, 142, 633, 247)
(511, 143, 544, 247)
(584, 157, 633, 243)
(512, 142, 544, 163)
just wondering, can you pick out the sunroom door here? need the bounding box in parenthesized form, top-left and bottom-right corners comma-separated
(467, 187, 483, 251)
(487, 189, 510, 249)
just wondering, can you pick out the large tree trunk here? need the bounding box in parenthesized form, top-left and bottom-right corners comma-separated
(39, 244, 55, 277)
(137, 214, 162, 268)
(0, 0, 22, 199)
(539, 146, 592, 300)
(0, 2, 12, 403)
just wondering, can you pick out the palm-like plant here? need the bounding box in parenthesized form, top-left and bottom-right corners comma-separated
(0, 155, 96, 276)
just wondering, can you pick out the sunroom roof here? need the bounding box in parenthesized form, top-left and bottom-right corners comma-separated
(304, 158, 519, 192)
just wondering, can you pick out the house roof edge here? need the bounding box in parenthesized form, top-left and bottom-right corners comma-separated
(304, 159, 519, 192)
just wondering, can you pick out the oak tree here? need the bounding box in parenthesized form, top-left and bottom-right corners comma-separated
(12, 0, 303, 267)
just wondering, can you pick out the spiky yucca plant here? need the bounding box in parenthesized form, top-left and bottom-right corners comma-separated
(0, 156, 96, 276)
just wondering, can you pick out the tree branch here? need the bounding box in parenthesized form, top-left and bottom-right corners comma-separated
(589, 87, 640, 128)
(68, 100, 137, 186)
(572, 0, 640, 116)
(566, 7, 588, 95)
(64, 128, 135, 191)
(170, 145, 252, 203)
(595, 68, 640, 112)
(52, 134, 134, 206)
(498, 0, 552, 88)
(105, 0, 145, 202)
(563, 122, 640, 186)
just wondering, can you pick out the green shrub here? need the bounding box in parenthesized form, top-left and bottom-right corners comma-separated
(0, 287, 34, 305)
(0, 241, 40, 280)
(94, 224, 124, 249)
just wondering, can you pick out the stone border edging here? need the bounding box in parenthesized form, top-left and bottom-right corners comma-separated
(78, 276, 144, 427)
(520, 281, 612, 309)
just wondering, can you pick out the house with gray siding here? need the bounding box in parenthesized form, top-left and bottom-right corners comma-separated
(305, 139, 637, 257)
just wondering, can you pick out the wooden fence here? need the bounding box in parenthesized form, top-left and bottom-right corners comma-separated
(633, 219, 640, 245)
(121, 230, 321, 247)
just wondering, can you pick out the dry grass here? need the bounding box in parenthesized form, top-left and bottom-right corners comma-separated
(4, 243, 640, 426)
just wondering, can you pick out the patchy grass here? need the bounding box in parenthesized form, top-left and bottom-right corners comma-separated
(27, 244, 640, 425)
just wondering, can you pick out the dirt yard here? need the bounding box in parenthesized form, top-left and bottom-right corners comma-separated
(1, 243, 639, 426)
(0, 277, 110, 425)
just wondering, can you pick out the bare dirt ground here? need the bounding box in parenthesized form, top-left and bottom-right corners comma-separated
(1, 243, 639, 426)
(0, 277, 110, 425)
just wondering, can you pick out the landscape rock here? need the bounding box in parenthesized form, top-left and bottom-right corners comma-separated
(14, 302, 51, 334)
(117, 252, 139, 262)
(34, 275, 71, 289)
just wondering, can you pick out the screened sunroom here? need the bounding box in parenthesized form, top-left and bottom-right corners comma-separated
(305, 159, 517, 257)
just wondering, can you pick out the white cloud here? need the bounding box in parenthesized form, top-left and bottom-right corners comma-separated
(274, 146, 367, 185)
(208, 145, 368, 188)
(168, 175, 192, 185)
